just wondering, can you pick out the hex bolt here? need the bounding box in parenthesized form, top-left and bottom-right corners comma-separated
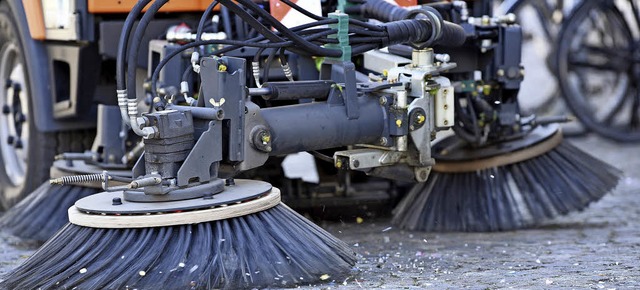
(14, 139, 23, 149)
(2, 105, 10, 115)
(260, 131, 271, 144)
(15, 113, 26, 123)
(252, 128, 273, 153)
(418, 170, 429, 181)
(112, 197, 122, 206)
(216, 109, 225, 120)
(379, 137, 389, 146)
(7, 136, 14, 145)
(353, 160, 360, 168)
(225, 178, 235, 186)
(379, 97, 387, 105)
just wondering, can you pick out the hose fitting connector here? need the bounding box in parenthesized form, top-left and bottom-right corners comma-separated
(282, 63, 294, 82)
(252, 61, 262, 88)
(191, 51, 201, 73)
(117, 89, 130, 125)
(128, 99, 158, 139)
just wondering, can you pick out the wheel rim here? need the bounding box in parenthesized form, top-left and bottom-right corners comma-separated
(557, 2, 640, 140)
(0, 42, 29, 187)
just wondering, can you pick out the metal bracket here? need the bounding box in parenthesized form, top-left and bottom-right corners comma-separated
(334, 148, 404, 170)
(343, 62, 360, 119)
(200, 56, 247, 162)
(176, 121, 222, 186)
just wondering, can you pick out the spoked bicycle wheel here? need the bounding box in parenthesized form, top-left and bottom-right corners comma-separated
(556, 0, 640, 142)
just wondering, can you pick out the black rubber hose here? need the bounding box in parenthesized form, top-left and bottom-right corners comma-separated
(262, 48, 278, 83)
(182, 67, 192, 82)
(361, 0, 411, 22)
(437, 21, 467, 47)
(116, 0, 151, 91)
(196, 1, 220, 42)
(382, 19, 465, 47)
(126, 0, 170, 100)
(362, 0, 466, 47)
(181, 1, 220, 84)
(382, 20, 434, 46)
(280, 0, 326, 21)
(150, 29, 336, 99)
(227, 0, 342, 57)
(234, 10, 246, 39)
(219, 0, 286, 44)
(151, 40, 292, 100)
(220, 5, 233, 38)
(383, 20, 427, 46)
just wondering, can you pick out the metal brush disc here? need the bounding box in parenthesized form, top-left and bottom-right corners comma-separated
(74, 179, 272, 214)
(432, 125, 562, 172)
(69, 179, 280, 228)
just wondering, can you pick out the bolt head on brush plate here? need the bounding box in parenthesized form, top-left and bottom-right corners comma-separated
(69, 179, 280, 228)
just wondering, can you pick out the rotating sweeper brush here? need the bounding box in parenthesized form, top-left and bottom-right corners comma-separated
(1, 0, 469, 288)
(0, 105, 136, 243)
(392, 125, 622, 232)
(0, 160, 131, 243)
(385, 3, 621, 232)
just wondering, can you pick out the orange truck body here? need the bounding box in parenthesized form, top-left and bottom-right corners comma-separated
(22, 0, 419, 40)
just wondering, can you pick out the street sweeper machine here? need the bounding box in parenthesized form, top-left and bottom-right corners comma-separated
(0, 0, 622, 289)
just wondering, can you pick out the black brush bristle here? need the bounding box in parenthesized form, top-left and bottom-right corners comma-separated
(393, 141, 622, 232)
(1, 203, 356, 289)
(0, 183, 98, 243)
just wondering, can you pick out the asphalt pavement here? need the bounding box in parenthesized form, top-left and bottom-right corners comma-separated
(314, 135, 640, 289)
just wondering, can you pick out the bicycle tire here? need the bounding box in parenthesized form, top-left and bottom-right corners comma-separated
(555, 0, 640, 142)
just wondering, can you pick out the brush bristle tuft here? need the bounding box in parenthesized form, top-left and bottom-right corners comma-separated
(1, 204, 356, 289)
(393, 141, 622, 232)
(0, 183, 98, 243)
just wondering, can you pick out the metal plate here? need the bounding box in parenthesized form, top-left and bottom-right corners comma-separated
(123, 179, 225, 202)
(74, 179, 272, 214)
(433, 125, 559, 161)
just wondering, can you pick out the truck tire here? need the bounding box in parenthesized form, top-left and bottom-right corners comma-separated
(0, 1, 56, 209)
(0, 2, 69, 209)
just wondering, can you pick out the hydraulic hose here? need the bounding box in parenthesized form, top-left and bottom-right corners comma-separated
(127, 0, 170, 101)
(126, 0, 171, 137)
(381, 19, 465, 48)
(361, 0, 467, 47)
(116, 0, 151, 125)
(223, 0, 342, 57)
(362, 0, 411, 22)
(197, 1, 220, 42)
